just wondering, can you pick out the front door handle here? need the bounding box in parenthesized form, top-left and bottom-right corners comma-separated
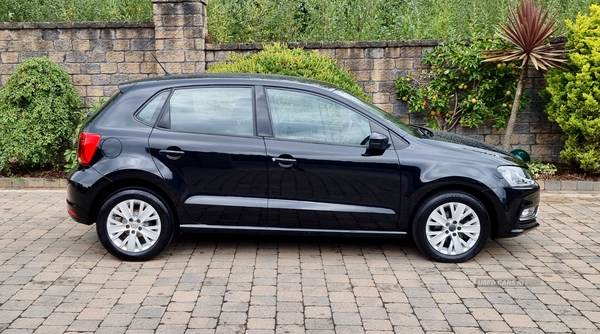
(272, 156, 296, 168)
(159, 149, 185, 160)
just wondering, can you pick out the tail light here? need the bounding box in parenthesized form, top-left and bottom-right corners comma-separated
(78, 132, 101, 165)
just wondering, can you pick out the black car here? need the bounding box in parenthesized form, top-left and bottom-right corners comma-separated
(67, 73, 539, 263)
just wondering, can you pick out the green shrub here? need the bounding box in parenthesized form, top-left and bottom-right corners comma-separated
(0, 57, 83, 173)
(396, 39, 527, 131)
(207, 43, 370, 101)
(527, 159, 557, 178)
(544, 4, 600, 174)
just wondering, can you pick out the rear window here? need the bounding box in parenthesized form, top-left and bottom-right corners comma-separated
(169, 87, 254, 136)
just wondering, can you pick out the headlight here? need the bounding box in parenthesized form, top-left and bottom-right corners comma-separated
(498, 166, 536, 188)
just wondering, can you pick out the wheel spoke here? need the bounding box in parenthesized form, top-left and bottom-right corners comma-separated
(460, 225, 480, 234)
(450, 234, 464, 254)
(117, 202, 133, 221)
(127, 232, 136, 252)
(139, 227, 159, 241)
(429, 210, 449, 226)
(451, 203, 467, 221)
(107, 223, 128, 234)
(428, 231, 448, 247)
(138, 204, 157, 222)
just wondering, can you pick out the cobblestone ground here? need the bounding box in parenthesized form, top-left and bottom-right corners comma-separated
(0, 189, 599, 334)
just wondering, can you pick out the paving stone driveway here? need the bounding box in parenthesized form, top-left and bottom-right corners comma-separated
(0, 189, 599, 334)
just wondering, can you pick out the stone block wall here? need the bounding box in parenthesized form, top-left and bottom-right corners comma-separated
(0, 0, 207, 106)
(0, 22, 155, 105)
(206, 41, 563, 161)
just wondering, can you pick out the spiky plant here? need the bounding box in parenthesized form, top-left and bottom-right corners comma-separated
(482, 0, 567, 151)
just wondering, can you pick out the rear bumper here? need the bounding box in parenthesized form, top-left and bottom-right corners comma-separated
(66, 166, 109, 225)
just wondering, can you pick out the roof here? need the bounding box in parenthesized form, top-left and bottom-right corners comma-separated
(119, 73, 341, 93)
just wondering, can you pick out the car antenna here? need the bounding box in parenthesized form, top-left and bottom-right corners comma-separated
(152, 54, 172, 77)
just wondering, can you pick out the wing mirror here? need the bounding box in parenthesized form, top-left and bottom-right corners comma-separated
(368, 131, 390, 150)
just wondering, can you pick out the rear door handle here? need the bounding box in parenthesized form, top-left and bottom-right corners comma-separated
(159, 149, 185, 160)
(272, 156, 296, 168)
(272, 157, 296, 163)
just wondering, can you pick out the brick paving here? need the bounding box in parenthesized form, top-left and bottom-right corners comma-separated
(0, 189, 599, 334)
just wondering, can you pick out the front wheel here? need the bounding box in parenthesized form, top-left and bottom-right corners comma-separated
(97, 188, 174, 261)
(412, 191, 490, 263)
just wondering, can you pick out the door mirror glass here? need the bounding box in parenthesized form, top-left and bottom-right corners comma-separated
(368, 131, 390, 150)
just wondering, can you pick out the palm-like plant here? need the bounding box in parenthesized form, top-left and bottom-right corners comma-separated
(482, 0, 567, 151)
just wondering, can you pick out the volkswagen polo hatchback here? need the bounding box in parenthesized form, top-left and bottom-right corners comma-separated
(67, 73, 540, 263)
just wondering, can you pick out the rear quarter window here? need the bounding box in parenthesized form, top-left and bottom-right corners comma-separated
(136, 91, 170, 125)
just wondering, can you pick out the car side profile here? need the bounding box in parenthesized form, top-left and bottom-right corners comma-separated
(67, 73, 539, 263)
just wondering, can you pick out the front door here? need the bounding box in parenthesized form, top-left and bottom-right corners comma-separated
(149, 86, 268, 226)
(263, 88, 401, 231)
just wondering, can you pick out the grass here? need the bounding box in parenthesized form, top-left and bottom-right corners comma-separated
(0, 0, 152, 22)
(207, 0, 598, 43)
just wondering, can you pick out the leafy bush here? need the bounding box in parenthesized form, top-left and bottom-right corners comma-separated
(527, 159, 557, 178)
(396, 39, 527, 131)
(544, 5, 600, 174)
(207, 43, 370, 101)
(0, 0, 152, 22)
(207, 0, 597, 43)
(0, 57, 83, 173)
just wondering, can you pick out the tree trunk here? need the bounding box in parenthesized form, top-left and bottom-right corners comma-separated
(502, 66, 527, 151)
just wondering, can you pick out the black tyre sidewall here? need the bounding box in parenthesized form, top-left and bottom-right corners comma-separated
(412, 191, 490, 263)
(97, 188, 174, 261)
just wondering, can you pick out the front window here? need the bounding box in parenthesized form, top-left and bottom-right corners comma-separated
(333, 89, 419, 137)
(266, 88, 371, 146)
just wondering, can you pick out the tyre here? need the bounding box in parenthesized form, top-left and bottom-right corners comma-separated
(412, 191, 490, 263)
(96, 188, 175, 261)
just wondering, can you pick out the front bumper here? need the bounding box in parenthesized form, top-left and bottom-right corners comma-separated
(485, 185, 540, 238)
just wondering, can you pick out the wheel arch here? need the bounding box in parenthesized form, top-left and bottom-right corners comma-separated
(89, 174, 180, 228)
(407, 183, 500, 239)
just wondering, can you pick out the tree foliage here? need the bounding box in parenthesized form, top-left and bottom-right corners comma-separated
(0, 57, 83, 173)
(396, 40, 526, 131)
(544, 5, 600, 174)
(207, 43, 370, 101)
(482, 0, 567, 150)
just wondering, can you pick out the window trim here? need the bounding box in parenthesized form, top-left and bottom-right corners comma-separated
(160, 85, 257, 138)
(264, 87, 373, 147)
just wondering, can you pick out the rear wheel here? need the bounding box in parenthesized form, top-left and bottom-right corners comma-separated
(412, 191, 490, 263)
(97, 188, 174, 261)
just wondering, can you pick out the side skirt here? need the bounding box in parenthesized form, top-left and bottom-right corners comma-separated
(179, 224, 407, 237)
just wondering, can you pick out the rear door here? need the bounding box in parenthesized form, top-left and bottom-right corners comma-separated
(149, 86, 269, 227)
(262, 88, 402, 231)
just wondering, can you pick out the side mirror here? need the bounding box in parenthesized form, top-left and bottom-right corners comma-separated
(368, 131, 390, 150)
